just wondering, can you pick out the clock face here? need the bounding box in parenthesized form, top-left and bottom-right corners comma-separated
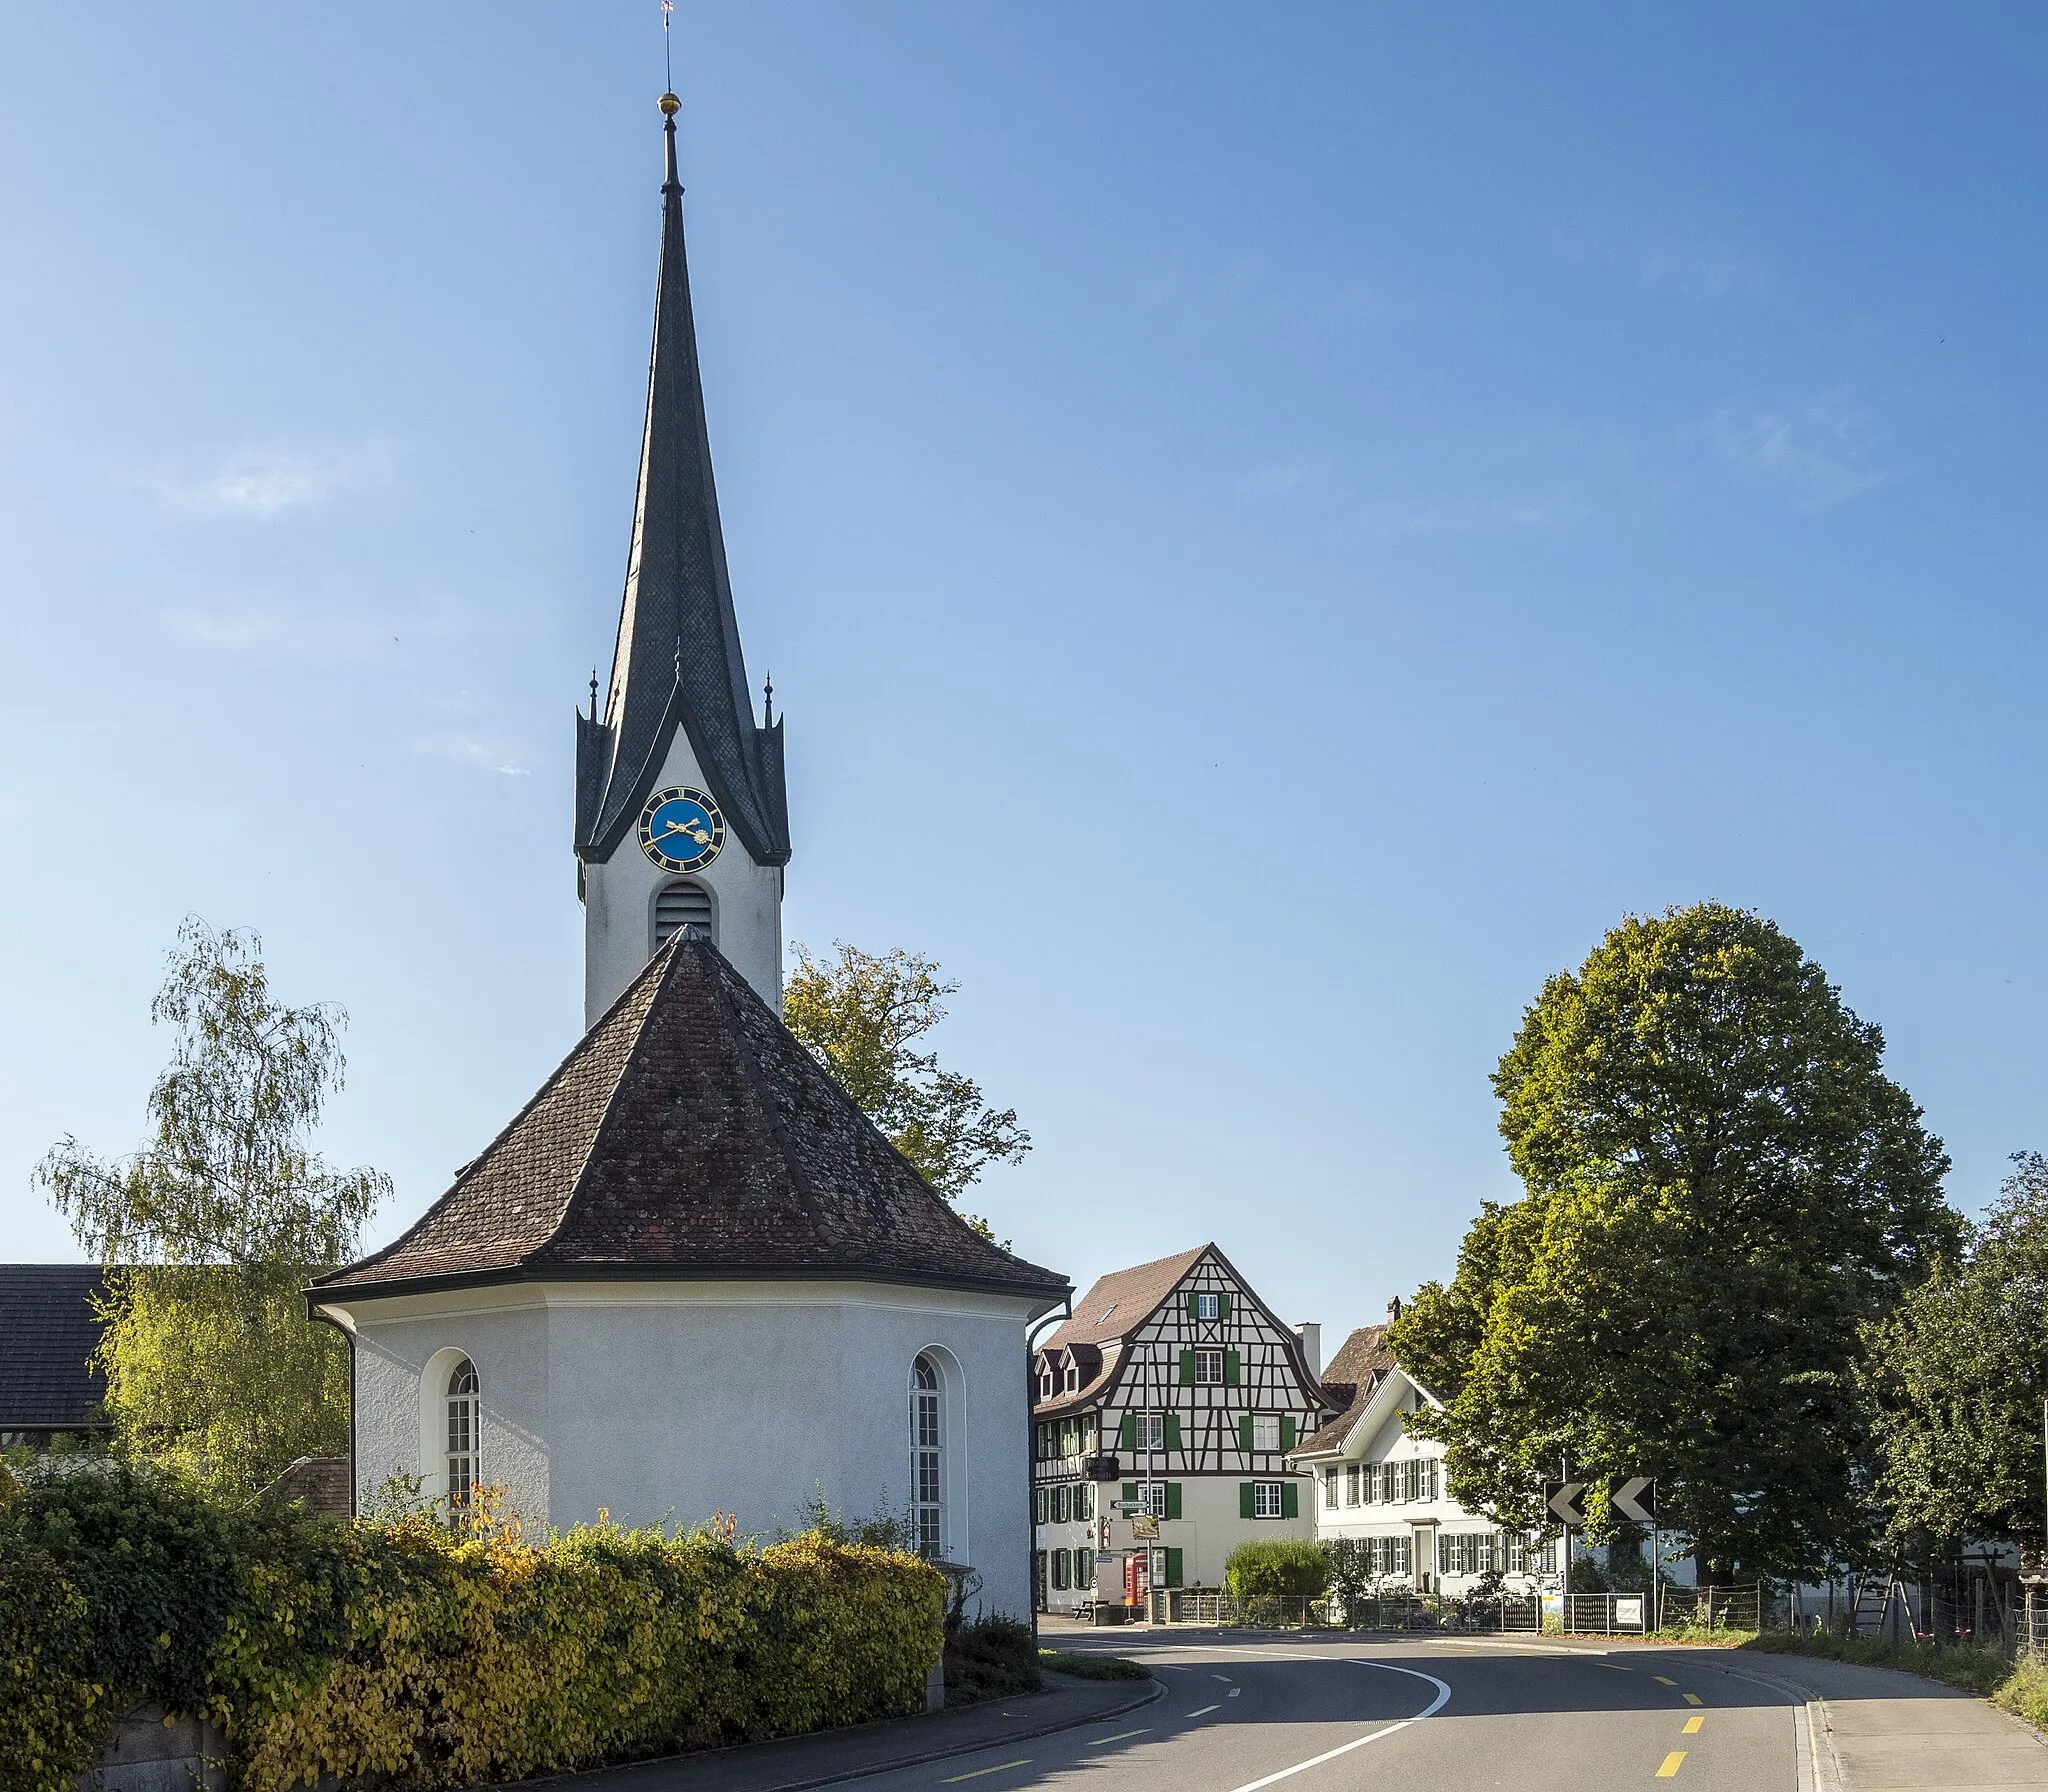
(638, 786, 726, 873)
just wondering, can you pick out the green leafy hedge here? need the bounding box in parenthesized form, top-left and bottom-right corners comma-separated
(0, 1462, 945, 1792)
(1224, 1538, 1329, 1598)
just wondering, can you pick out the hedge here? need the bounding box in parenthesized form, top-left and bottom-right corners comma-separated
(0, 1461, 946, 1792)
(1223, 1538, 1329, 1598)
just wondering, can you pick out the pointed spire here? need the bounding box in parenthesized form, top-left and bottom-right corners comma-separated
(763, 671, 774, 727)
(577, 90, 790, 869)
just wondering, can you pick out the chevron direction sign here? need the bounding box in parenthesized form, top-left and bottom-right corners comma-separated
(1543, 1480, 1587, 1527)
(1611, 1476, 1658, 1525)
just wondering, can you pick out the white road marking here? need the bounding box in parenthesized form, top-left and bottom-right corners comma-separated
(1199, 1650, 1453, 1792)
(1088, 1728, 1151, 1746)
(1211, 1673, 1234, 1681)
(1227, 1688, 1241, 1697)
(1188, 1703, 1220, 1717)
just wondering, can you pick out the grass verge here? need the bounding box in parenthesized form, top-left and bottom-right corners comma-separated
(1741, 1630, 2014, 1696)
(1038, 1649, 1151, 1682)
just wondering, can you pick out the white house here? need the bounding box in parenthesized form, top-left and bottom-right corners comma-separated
(1030, 1245, 1329, 1612)
(305, 94, 1070, 1623)
(1290, 1313, 1559, 1597)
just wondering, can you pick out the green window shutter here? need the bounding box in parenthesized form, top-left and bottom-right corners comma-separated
(1219, 1292, 1232, 1320)
(1225, 1349, 1241, 1385)
(1179, 1349, 1195, 1385)
(1281, 1415, 1297, 1451)
(1165, 1482, 1182, 1521)
(1186, 1290, 1200, 1320)
(1033, 1488, 1044, 1523)
(1075, 1547, 1093, 1583)
(1120, 1414, 1135, 1451)
(1164, 1414, 1182, 1451)
(1166, 1547, 1184, 1588)
(1239, 1482, 1256, 1520)
(1283, 1482, 1300, 1519)
(1122, 1481, 1137, 1507)
(1238, 1415, 1254, 1453)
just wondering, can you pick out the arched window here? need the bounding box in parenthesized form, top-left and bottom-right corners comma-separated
(446, 1358, 480, 1509)
(911, 1354, 943, 1560)
(653, 880, 713, 949)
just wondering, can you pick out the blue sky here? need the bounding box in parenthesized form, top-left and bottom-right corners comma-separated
(4, 5, 2045, 1343)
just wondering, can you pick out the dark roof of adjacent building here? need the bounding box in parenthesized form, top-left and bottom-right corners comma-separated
(575, 95, 790, 870)
(314, 933, 1068, 1308)
(1292, 1322, 1399, 1453)
(0, 1265, 110, 1431)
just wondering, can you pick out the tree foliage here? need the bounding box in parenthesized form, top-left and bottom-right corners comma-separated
(1392, 903, 1959, 1581)
(782, 942, 1029, 1234)
(1869, 1152, 2048, 1552)
(36, 918, 389, 1495)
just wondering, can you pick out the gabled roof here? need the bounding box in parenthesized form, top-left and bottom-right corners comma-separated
(1291, 1324, 1417, 1457)
(0, 1265, 111, 1431)
(1043, 1247, 1207, 1353)
(315, 935, 1068, 1308)
(576, 94, 789, 869)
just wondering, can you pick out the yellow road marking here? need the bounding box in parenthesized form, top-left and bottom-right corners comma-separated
(943, 1760, 1031, 1783)
(1683, 1692, 1702, 1706)
(1683, 1716, 1703, 1735)
(1657, 1751, 1687, 1778)
(1653, 1675, 1677, 1686)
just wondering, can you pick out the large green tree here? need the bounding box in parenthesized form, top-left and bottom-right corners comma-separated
(1868, 1152, 2048, 1552)
(783, 942, 1029, 1237)
(1393, 902, 1959, 1581)
(36, 918, 389, 1496)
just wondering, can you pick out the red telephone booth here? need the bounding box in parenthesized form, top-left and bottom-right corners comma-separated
(1123, 1551, 1149, 1607)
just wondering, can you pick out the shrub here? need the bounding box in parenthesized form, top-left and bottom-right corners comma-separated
(1225, 1539, 1329, 1599)
(0, 1460, 947, 1792)
(944, 1614, 1041, 1705)
(1039, 1649, 1148, 1681)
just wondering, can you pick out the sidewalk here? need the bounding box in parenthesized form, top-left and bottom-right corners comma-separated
(513, 1671, 1163, 1792)
(1709, 1651, 2048, 1792)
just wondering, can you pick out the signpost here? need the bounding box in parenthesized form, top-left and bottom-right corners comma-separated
(1544, 1476, 1662, 1629)
(1611, 1477, 1657, 1525)
(1544, 1481, 1587, 1527)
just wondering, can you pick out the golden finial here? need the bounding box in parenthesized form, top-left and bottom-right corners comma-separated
(659, 91, 680, 116)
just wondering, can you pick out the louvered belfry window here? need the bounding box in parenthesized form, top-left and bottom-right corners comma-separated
(654, 880, 713, 948)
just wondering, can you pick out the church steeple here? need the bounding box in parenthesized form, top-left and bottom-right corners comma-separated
(576, 92, 789, 873)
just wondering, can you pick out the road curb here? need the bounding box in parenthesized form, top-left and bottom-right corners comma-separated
(1696, 1660, 1843, 1792)
(722, 1674, 1168, 1792)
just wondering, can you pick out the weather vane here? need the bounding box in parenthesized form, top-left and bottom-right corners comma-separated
(662, 0, 675, 96)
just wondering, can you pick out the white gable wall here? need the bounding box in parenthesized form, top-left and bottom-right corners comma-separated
(321, 1278, 1039, 1619)
(581, 726, 783, 1025)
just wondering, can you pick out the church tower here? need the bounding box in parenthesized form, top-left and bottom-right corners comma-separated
(575, 92, 790, 1026)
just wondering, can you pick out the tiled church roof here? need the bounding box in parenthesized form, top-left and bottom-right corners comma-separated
(315, 935, 1068, 1305)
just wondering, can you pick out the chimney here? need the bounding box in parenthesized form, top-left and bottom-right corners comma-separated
(1294, 1321, 1322, 1381)
(1386, 1295, 1403, 1326)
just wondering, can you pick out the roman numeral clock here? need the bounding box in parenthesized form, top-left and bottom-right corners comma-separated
(638, 787, 726, 874)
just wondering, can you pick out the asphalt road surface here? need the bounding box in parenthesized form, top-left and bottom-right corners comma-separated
(868, 1633, 1808, 1792)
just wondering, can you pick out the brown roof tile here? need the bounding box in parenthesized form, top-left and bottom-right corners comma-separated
(1041, 1246, 1208, 1353)
(316, 936, 1069, 1305)
(1293, 1322, 1397, 1452)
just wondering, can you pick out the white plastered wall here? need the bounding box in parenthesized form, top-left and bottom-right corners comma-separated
(320, 1278, 1040, 1619)
(581, 726, 783, 1024)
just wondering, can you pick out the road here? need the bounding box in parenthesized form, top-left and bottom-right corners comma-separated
(871, 1631, 1807, 1792)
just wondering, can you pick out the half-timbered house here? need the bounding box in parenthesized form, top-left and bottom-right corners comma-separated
(1030, 1245, 1330, 1612)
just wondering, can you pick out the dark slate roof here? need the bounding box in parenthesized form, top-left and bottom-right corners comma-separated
(1293, 1323, 1397, 1452)
(315, 934, 1068, 1306)
(576, 96, 790, 870)
(0, 1265, 111, 1430)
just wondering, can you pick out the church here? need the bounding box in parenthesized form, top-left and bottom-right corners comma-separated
(309, 93, 1069, 1620)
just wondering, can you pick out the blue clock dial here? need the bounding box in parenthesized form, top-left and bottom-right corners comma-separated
(637, 786, 726, 873)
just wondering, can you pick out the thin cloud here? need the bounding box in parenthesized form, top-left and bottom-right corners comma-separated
(415, 734, 532, 778)
(1712, 394, 1886, 508)
(152, 439, 398, 521)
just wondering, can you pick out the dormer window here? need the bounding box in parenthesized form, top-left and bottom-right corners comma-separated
(1064, 1361, 1079, 1393)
